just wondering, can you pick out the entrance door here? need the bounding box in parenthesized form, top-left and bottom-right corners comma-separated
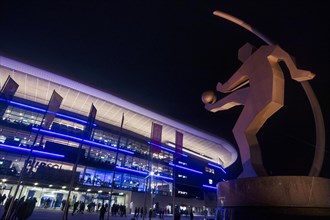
(27, 190, 36, 199)
(55, 193, 63, 208)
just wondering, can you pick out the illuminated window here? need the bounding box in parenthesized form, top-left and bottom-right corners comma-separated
(178, 161, 187, 166)
(177, 174, 187, 179)
(205, 167, 214, 174)
(178, 191, 188, 195)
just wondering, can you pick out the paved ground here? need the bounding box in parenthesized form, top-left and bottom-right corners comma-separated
(0, 207, 211, 220)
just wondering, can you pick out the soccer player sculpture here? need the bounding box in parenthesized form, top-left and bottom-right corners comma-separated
(202, 43, 315, 178)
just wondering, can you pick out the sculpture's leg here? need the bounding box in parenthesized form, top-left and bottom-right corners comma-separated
(232, 127, 258, 178)
(232, 105, 260, 178)
(246, 133, 268, 176)
(233, 131, 268, 178)
(233, 100, 282, 178)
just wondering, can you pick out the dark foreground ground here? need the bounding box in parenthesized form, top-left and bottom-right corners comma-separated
(1, 207, 329, 220)
(0, 207, 210, 220)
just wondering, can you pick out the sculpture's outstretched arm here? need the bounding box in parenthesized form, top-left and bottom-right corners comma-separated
(205, 87, 249, 112)
(216, 59, 251, 94)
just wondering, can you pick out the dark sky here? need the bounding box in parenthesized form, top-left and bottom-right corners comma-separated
(0, 0, 329, 178)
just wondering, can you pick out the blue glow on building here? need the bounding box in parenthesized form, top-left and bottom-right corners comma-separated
(32, 128, 134, 155)
(83, 140, 134, 155)
(148, 141, 188, 157)
(32, 127, 82, 142)
(208, 162, 227, 174)
(153, 174, 173, 181)
(202, 184, 217, 190)
(56, 113, 96, 126)
(168, 163, 203, 174)
(115, 166, 148, 175)
(9, 100, 46, 113)
(0, 143, 65, 158)
(7, 100, 95, 125)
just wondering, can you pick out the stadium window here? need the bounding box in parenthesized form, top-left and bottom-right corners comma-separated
(205, 167, 214, 174)
(178, 161, 187, 166)
(178, 191, 188, 195)
(177, 174, 187, 179)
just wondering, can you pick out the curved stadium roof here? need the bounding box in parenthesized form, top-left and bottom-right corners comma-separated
(0, 56, 238, 168)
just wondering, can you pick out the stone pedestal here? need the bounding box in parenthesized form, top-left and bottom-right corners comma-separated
(216, 176, 330, 219)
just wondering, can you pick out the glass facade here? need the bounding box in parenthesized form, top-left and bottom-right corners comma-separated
(0, 82, 227, 215)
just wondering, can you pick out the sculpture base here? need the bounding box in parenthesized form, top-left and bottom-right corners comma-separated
(217, 176, 330, 219)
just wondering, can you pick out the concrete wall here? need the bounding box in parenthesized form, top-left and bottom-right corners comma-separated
(217, 176, 330, 207)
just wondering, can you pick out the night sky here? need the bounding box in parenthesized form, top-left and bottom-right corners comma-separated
(1, 1, 329, 178)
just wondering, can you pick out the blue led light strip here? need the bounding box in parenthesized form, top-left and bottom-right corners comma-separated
(153, 174, 173, 181)
(208, 163, 227, 174)
(161, 146, 175, 153)
(32, 127, 81, 141)
(168, 163, 203, 174)
(83, 139, 116, 150)
(202, 184, 217, 190)
(56, 113, 96, 126)
(84, 140, 134, 155)
(116, 166, 148, 175)
(0, 143, 65, 158)
(9, 100, 46, 113)
(115, 167, 173, 181)
(148, 141, 188, 157)
(32, 128, 134, 155)
(8, 100, 95, 125)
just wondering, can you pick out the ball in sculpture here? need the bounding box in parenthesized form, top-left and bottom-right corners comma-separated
(201, 90, 217, 104)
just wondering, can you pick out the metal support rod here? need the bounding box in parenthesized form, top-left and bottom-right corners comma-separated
(61, 139, 84, 220)
(5, 109, 48, 220)
(107, 113, 124, 220)
(62, 105, 96, 220)
(172, 158, 176, 220)
(142, 177, 149, 220)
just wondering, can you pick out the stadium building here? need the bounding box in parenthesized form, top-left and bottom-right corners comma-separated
(0, 56, 237, 215)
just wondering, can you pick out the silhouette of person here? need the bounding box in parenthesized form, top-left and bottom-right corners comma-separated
(99, 205, 106, 220)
